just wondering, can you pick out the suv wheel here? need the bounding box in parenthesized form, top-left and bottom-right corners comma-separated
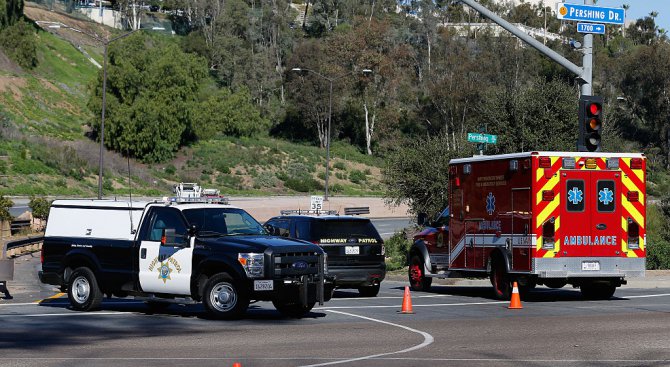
(272, 300, 316, 318)
(358, 284, 380, 297)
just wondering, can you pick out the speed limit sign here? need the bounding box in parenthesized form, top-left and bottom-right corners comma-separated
(310, 195, 324, 211)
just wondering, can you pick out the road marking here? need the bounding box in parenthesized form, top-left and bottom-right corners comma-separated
(315, 300, 507, 310)
(331, 294, 454, 300)
(38, 292, 65, 303)
(298, 309, 434, 367)
(624, 293, 670, 299)
(0, 311, 125, 318)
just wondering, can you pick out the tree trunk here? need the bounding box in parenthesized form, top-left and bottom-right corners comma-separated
(364, 102, 375, 155)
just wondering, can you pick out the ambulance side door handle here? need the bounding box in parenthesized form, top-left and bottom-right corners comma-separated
(596, 223, 607, 230)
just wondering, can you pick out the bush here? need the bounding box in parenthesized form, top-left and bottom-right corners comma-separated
(284, 177, 322, 192)
(349, 169, 366, 184)
(253, 172, 278, 188)
(647, 202, 670, 269)
(0, 20, 37, 69)
(333, 161, 346, 170)
(384, 232, 412, 271)
(29, 196, 51, 221)
(164, 165, 176, 175)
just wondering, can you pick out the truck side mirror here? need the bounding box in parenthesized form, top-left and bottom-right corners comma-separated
(417, 213, 428, 226)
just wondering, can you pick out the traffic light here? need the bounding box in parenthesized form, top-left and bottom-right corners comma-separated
(578, 95, 603, 152)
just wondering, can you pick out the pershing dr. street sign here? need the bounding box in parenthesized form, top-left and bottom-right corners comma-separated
(556, 3, 625, 25)
(467, 133, 498, 144)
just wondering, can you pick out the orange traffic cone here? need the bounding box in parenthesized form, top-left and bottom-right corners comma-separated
(508, 282, 523, 309)
(399, 286, 414, 314)
(232, 363, 242, 367)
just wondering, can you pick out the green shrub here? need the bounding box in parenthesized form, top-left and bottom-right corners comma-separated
(29, 196, 52, 221)
(335, 172, 345, 179)
(364, 168, 372, 175)
(284, 177, 322, 192)
(0, 20, 37, 69)
(11, 158, 52, 174)
(349, 169, 366, 184)
(331, 183, 344, 193)
(253, 172, 278, 188)
(164, 165, 176, 175)
(647, 202, 670, 269)
(55, 178, 67, 188)
(333, 161, 346, 170)
(384, 232, 412, 271)
(317, 172, 326, 180)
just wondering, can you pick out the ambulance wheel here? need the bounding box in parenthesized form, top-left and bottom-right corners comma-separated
(490, 259, 511, 300)
(580, 284, 616, 300)
(409, 254, 432, 291)
(203, 273, 249, 319)
(67, 267, 103, 311)
(543, 279, 568, 289)
(273, 300, 316, 318)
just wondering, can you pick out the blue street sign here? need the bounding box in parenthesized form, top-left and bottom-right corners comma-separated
(577, 22, 606, 34)
(556, 3, 625, 26)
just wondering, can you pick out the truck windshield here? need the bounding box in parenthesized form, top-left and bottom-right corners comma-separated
(183, 208, 266, 236)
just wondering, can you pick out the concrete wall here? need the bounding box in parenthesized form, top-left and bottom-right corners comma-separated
(77, 7, 123, 29)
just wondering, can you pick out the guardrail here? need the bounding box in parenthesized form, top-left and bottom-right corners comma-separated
(344, 207, 370, 216)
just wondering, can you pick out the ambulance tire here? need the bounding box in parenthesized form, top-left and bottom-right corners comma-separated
(409, 254, 432, 291)
(203, 272, 249, 320)
(490, 259, 511, 300)
(580, 284, 616, 300)
(67, 266, 103, 311)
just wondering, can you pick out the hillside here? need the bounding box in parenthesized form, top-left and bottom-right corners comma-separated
(0, 4, 384, 198)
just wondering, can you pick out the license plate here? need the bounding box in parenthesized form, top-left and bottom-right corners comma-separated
(582, 261, 600, 271)
(345, 246, 360, 255)
(254, 280, 274, 291)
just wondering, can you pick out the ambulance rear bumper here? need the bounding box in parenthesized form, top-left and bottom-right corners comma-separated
(533, 257, 645, 278)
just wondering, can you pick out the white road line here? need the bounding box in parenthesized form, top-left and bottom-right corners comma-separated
(624, 293, 670, 299)
(0, 302, 40, 307)
(315, 300, 507, 310)
(298, 309, 434, 367)
(0, 311, 125, 318)
(372, 357, 670, 363)
(331, 294, 454, 300)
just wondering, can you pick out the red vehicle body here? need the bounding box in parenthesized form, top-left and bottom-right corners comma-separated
(409, 152, 646, 300)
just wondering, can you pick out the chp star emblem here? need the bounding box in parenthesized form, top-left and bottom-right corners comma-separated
(158, 261, 173, 283)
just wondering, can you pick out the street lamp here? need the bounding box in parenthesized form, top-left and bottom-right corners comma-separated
(37, 21, 138, 199)
(291, 67, 372, 201)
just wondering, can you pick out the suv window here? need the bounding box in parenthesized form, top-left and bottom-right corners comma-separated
(311, 220, 380, 241)
(265, 218, 290, 237)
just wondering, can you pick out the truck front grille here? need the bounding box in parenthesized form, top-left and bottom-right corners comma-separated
(273, 251, 320, 277)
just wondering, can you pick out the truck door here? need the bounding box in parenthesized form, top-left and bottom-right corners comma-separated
(561, 170, 620, 258)
(138, 207, 193, 295)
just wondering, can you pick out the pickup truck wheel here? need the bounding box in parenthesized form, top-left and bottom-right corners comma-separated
(272, 300, 316, 318)
(358, 284, 380, 297)
(67, 267, 103, 311)
(203, 273, 249, 320)
(409, 254, 432, 291)
(490, 259, 511, 300)
(581, 283, 616, 300)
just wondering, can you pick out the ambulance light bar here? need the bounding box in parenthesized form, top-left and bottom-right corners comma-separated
(584, 158, 598, 169)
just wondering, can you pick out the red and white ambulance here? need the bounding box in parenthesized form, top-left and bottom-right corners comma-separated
(409, 151, 646, 300)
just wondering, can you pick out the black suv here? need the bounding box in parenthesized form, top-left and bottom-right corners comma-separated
(265, 212, 386, 297)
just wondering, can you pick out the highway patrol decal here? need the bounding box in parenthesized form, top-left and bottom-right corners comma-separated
(148, 256, 182, 284)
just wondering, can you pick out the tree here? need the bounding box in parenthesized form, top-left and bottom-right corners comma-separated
(383, 133, 462, 215)
(29, 196, 51, 222)
(193, 87, 270, 139)
(0, 0, 23, 28)
(87, 33, 208, 163)
(0, 195, 13, 222)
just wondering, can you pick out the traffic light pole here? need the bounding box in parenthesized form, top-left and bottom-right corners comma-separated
(457, 0, 592, 96)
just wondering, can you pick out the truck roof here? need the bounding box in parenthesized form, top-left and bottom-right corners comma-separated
(50, 199, 240, 211)
(450, 151, 645, 164)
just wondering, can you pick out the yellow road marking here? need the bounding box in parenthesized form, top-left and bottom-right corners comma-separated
(38, 292, 65, 304)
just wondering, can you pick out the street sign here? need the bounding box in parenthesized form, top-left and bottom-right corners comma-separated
(556, 3, 625, 26)
(577, 22, 606, 35)
(310, 195, 324, 211)
(467, 133, 498, 144)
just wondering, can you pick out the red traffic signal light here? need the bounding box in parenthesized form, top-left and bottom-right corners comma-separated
(578, 96, 603, 152)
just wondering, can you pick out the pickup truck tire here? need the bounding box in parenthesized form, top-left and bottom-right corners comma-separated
(272, 300, 316, 318)
(358, 284, 380, 297)
(203, 273, 249, 319)
(67, 267, 103, 311)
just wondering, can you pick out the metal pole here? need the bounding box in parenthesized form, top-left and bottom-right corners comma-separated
(581, 0, 594, 96)
(98, 42, 108, 200)
(325, 80, 333, 201)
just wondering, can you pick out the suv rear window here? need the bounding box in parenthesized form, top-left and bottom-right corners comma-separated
(311, 220, 381, 241)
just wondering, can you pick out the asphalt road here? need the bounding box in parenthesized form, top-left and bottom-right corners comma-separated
(2, 271, 669, 367)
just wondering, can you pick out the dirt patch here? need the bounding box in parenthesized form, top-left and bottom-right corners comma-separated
(25, 3, 111, 48)
(0, 76, 27, 101)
